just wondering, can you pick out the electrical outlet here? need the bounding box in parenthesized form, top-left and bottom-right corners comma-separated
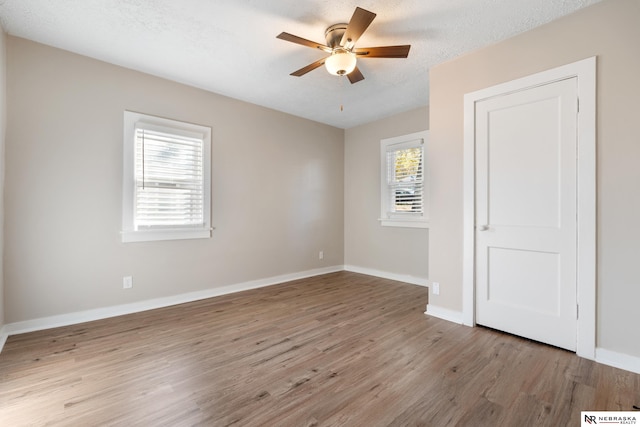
(319, 251, 324, 260)
(123, 276, 133, 289)
(432, 282, 440, 295)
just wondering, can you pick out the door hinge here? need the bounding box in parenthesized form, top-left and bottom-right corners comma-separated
(576, 304, 579, 319)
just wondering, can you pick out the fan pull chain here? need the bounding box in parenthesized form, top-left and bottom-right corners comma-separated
(339, 75, 346, 112)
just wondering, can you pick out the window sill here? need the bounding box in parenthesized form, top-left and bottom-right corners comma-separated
(379, 218, 430, 229)
(121, 228, 212, 243)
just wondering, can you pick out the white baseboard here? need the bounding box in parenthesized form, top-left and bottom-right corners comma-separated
(424, 309, 640, 374)
(2, 265, 344, 343)
(0, 324, 8, 352)
(596, 347, 640, 375)
(5, 266, 640, 376)
(343, 265, 428, 287)
(424, 304, 464, 324)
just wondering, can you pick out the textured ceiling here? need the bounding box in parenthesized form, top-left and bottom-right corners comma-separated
(0, 0, 601, 129)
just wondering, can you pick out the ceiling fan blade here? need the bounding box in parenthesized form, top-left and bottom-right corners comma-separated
(353, 45, 411, 58)
(290, 57, 328, 77)
(277, 32, 332, 52)
(340, 7, 376, 47)
(347, 66, 365, 84)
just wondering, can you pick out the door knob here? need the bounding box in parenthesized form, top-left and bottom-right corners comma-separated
(479, 225, 489, 231)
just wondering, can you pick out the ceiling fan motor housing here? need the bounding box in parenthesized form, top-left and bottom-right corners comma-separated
(325, 24, 349, 49)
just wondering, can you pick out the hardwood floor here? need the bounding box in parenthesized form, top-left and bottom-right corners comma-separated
(1, 271, 638, 426)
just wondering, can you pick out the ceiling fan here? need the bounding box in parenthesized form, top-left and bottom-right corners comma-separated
(277, 7, 411, 84)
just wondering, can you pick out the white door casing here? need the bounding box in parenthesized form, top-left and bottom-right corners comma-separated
(462, 57, 596, 359)
(475, 78, 577, 351)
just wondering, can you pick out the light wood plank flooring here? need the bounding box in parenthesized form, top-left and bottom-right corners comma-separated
(1, 271, 639, 426)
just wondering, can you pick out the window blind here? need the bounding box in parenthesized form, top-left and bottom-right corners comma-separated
(386, 139, 424, 214)
(134, 124, 205, 229)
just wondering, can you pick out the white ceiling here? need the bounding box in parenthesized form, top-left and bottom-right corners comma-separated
(0, 0, 601, 129)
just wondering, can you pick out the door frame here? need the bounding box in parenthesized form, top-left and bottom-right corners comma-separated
(462, 57, 596, 360)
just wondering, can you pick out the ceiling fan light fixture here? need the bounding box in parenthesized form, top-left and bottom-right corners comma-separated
(325, 50, 356, 76)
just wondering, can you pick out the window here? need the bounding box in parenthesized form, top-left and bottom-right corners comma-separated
(122, 111, 211, 242)
(380, 130, 429, 228)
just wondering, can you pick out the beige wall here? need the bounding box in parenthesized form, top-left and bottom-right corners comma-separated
(0, 30, 6, 328)
(4, 37, 344, 323)
(429, 0, 640, 357)
(344, 107, 429, 282)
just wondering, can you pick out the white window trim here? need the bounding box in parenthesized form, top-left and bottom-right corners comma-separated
(122, 111, 212, 243)
(379, 130, 429, 229)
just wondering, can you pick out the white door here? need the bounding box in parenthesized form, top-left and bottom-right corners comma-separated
(475, 77, 578, 351)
